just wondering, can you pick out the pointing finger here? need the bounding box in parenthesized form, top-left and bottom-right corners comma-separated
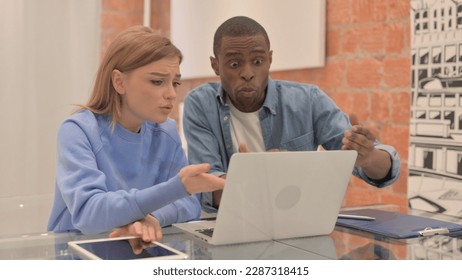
(349, 113, 360, 126)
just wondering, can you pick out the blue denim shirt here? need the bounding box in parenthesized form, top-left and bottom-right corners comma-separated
(183, 78, 400, 212)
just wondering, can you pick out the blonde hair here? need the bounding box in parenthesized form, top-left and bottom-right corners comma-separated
(82, 25, 182, 126)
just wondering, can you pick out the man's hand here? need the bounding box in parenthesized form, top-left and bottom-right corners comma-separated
(341, 114, 376, 168)
(239, 143, 250, 153)
(341, 113, 391, 180)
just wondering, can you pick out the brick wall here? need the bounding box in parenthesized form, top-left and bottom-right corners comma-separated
(101, 0, 411, 211)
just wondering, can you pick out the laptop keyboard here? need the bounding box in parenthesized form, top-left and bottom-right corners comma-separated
(196, 228, 214, 237)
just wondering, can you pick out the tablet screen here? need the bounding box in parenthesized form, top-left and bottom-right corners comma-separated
(75, 239, 182, 260)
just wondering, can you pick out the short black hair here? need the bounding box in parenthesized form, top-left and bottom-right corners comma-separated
(213, 16, 270, 57)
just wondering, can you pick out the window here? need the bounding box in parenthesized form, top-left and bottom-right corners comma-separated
(420, 48, 429, 65)
(445, 94, 456, 106)
(429, 94, 442, 106)
(459, 44, 462, 61)
(432, 68, 442, 76)
(444, 111, 455, 129)
(445, 45, 457, 63)
(430, 110, 441, 120)
(424, 150, 434, 169)
(432, 46, 442, 63)
(459, 113, 462, 129)
(458, 154, 462, 175)
(417, 92, 427, 106)
(419, 69, 428, 81)
(416, 110, 426, 119)
(444, 66, 452, 76)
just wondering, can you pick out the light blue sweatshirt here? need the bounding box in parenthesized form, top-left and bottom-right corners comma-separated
(47, 110, 200, 234)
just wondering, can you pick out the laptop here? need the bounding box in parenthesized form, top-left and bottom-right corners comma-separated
(173, 150, 357, 245)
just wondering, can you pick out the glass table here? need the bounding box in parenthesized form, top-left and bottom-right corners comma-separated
(1, 205, 461, 260)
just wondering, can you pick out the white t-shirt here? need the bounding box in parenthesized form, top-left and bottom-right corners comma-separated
(228, 100, 265, 152)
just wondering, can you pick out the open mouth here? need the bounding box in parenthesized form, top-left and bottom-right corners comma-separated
(160, 104, 173, 110)
(239, 87, 257, 95)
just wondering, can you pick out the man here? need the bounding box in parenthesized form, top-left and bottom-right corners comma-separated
(183, 16, 400, 212)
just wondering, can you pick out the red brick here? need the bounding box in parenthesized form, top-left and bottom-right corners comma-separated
(343, 185, 381, 207)
(381, 124, 410, 159)
(314, 60, 346, 91)
(327, 29, 341, 57)
(383, 57, 411, 87)
(128, 0, 144, 14)
(350, 173, 372, 189)
(389, 170, 408, 195)
(342, 29, 360, 54)
(404, 18, 411, 50)
(271, 68, 313, 84)
(370, 92, 390, 123)
(385, 24, 406, 54)
(390, 91, 411, 122)
(358, 23, 386, 53)
(380, 192, 408, 211)
(346, 58, 382, 88)
(350, 92, 371, 121)
(102, 0, 131, 11)
(386, 0, 410, 21)
(299, 68, 323, 86)
(151, 0, 171, 34)
(107, 12, 130, 31)
(330, 92, 370, 121)
(330, 92, 347, 114)
(100, 13, 112, 30)
(351, 0, 388, 23)
(327, 0, 352, 25)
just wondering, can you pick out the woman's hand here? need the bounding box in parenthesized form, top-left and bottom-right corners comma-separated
(109, 214, 162, 244)
(179, 163, 225, 194)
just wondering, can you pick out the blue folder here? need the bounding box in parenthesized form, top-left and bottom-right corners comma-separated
(336, 208, 462, 239)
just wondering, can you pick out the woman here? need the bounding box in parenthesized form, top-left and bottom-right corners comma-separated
(47, 26, 224, 242)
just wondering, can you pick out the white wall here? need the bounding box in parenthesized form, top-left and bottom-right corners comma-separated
(0, 0, 100, 236)
(171, 0, 326, 79)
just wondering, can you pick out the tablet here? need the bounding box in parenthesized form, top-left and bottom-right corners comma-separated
(68, 236, 188, 260)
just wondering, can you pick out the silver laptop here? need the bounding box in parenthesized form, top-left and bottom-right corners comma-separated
(173, 150, 357, 246)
